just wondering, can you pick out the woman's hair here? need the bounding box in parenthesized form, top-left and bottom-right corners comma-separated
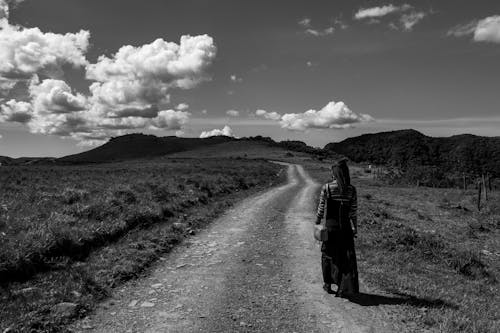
(331, 159, 350, 194)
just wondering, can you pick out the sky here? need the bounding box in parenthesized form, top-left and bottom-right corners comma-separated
(0, 0, 499, 157)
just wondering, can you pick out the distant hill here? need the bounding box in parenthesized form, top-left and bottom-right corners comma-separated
(59, 134, 236, 163)
(0, 156, 13, 165)
(0, 156, 56, 166)
(56, 133, 338, 164)
(325, 129, 500, 176)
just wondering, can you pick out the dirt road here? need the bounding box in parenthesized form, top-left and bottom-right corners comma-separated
(72, 164, 397, 332)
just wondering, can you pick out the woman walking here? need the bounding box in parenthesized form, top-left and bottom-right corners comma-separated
(315, 159, 359, 297)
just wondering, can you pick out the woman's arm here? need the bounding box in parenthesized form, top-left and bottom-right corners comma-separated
(315, 185, 327, 224)
(349, 187, 358, 234)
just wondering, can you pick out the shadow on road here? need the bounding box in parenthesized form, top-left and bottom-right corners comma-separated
(347, 292, 458, 309)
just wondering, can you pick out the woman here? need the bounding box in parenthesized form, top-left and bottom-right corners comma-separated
(315, 159, 359, 297)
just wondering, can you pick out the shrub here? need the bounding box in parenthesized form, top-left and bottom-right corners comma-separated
(60, 188, 89, 205)
(448, 251, 492, 280)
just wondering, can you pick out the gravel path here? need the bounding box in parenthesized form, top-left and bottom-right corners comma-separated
(72, 164, 398, 333)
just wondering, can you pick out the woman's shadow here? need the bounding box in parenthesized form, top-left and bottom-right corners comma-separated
(346, 291, 457, 309)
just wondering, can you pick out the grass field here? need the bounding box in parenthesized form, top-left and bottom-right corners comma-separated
(0, 158, 284, 332)
(307, 162, 500, 332)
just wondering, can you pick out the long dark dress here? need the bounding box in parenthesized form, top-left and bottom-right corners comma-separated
(317, 182, 359, 294)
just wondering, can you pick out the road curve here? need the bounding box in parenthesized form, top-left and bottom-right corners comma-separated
(72, 164, 397, 333)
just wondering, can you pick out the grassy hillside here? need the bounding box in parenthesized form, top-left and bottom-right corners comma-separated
(57, 134, 334, 164)
(308, 162, 499, 332)
(59, 134, 235, 164)
(325, 129, 500, 177)
(0, 158, 284, 332)
(169, 140, 310, 161)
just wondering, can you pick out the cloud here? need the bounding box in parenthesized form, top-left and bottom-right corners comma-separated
(298, 18, 312, 28)
(151, 109, 190, 129)
(110, 105, 159, 118)
(305, 27, 335, 37)
(0, 19, 90, 80)
(230, 74, 242, 83)
(255, 109, 281, 121)
(255, 103, 373, 131)
(87, 35, 216, 115)
(0, 0, 24, 20)
(280, 101, 373, 131)
(448, 15, 500, 44)
(0, 99, 32, 123)
(400, 11, 426, 31)
(447, 22, 477, 37)
(29, 77, 87, 114)
(176, 102, 189, 111)
(0, 31, 215, 144)
(0, 77, 16, 94)
(226, 109, 240, 117)
(354, 4, 411, 20)
(199, 125, 234, 138)
(0, 1, 218, 145)
(355, 4, 428, 31)
(298, 17, 335, 37)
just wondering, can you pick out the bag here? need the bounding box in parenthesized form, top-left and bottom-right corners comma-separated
(314, 224, 328, 241)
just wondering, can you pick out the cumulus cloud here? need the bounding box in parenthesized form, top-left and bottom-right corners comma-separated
(255, 103, 373, 131)
(199, 125, 234, 138)
(175, 130, 185, 137)
(255, 109, 281, 121)
(0, 77, 16, 94)
(87, 35, 216, 116)
(281, 101, 373, 131)
(0, 1, 217, 145)
(29, 77, 87, 114)
(354, 4, 411, 20)
(176, 102, 189, 111)
(0, 99, 32, 123)
(226, 109, 240, 117)
(151, 109, 190, 130)
(0, 20, 89, 79)
(448, 15, 500, 44)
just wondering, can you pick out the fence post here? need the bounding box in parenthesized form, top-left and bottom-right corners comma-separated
(463, 173, 466, 191)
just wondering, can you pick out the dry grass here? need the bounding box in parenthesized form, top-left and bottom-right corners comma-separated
(307, 163, 500, 332)
(0, 158, 284, 332)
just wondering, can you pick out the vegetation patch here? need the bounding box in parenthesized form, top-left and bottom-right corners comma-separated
(0, 158, 284, 332)
(307, 162, 500, 333)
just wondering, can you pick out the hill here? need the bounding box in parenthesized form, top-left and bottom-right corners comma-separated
(0, 156, 56, 166)
(325, 129, 500, 177)
(59, 134, 236, 163)
(58, 134, 334, 164)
